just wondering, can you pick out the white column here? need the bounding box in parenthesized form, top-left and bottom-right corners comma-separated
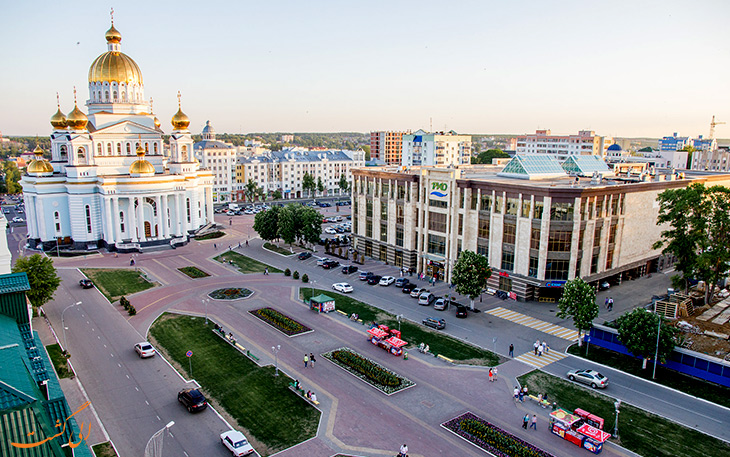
(113, 197, 122, 242)
(104, 196, 115, 245)
(160, 194, 169, 238)
(206, 187, 214, 224)
(138, 197, 147, 242)
(36, 197, 48, 242)
(128, 196, 138, 242)
(182, 195, 189, 234)
(26, 196, 38, 239)
(154, 195, 162, 239)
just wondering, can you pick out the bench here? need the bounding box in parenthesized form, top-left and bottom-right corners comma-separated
(528, 394, 551, 408)
(288, 384, 319, 405)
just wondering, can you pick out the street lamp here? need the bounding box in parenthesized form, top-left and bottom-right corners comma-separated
(61, 301, 82, 352)
(203, 298, 210, 325)
(310, 280, 316, 301)
(397, 314, 403, 332)
(272, 345, 281, 376)
(653, 305, 662, 380)
(143, 420, 174, 457)
(613, 400, 621, 439)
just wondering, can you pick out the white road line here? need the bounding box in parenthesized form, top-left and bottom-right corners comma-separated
(156, 415, 160, 421)
(126, 375, 130, 379)
(145, 400, 149, 405)
(103, 344, 107, 348)
(110, 353, 114, 357)
(117, 363, 121, 368)
(135, 387, 139, 391)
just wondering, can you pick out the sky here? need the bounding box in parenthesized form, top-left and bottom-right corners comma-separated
(2, 0, 730, 138)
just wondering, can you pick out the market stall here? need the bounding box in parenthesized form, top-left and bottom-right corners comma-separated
(367, 325, 407, 356)
(309, 294, 336, 313)
(549, 409, 610, 454)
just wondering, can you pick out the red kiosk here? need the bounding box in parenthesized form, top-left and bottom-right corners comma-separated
(367, 325, 407, 356)
(549, 409, 610, 454)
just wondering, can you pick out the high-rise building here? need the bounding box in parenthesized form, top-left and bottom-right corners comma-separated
(515, 130, 614, 159)
(370, 131, 409, 165)
(401, 130, 471, 167)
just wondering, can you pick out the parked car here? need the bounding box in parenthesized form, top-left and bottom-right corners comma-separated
(134, 342, 156, 358)
(359, 271, 372, 281)
(402, 283, 417, 293)
(298, 251, 312, 260)
(79, 279, 94, 289)
(178, 388, 208, 412)
(367, 275, 382, 285)
(433, 298, 449, 311)
(342, 265, 358, 274)
(379, 276, 395, 286)
(566, 369, 608, 389)
(319, 202, 332, 207)
(411, 287, 428, 298)
(220, 430, 255, 456)
(422, 317, 446, 330)
(418, 292, 436, 306)
(12, 216, 24, 223)
(332, 282, 353, 293)
(322, 259, 340, 269)
(324, 227, 337, 234)
(599, 281, 611, 290)
(395, 278, 410, 288)
(316, 257, 330, 266)
(454, 304, 468, 318)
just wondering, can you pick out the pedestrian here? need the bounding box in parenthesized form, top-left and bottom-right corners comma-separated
(246, 239, 249, 246)
(310, 392, 317, 403)
(399, 444, 408, 457)
(214, 243, 217, 249)
(304, 354, 309, 368)
(264, 267, 269, 275)
(522, 414, 529, 429)
(509, 344, 514, 358)
(533, 340, 539, 355)
(513, 386, 519, 402)
(238, 242, 241, 248)
(493, 367, 498, 381)
(489, 368, 493, 382)
(518, 388, 524, 402)
(523, 386, 529, 399)
(306, 390, 311, 399)
(608, 297, 614, 311)
(541, 341, 546, 355)
(310, 353, 316, 368)
(544, 342, 549, 353)
(605, 297, 609, 309)
(530, 414, 537, 430)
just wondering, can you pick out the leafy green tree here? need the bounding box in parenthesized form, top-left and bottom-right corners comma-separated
(272, 189, 283, 200)
(681, 144, 696, 169)
(298, 205, 323, 245)
(451, 250, 491, 310)
(471, 148, 510, 165)
(277, 204, 299, 244)
(255, 186, 266, 201)
(616, 308, 678, 369)
(557, 278, 598, 346)
(3, 162, 21, 194)
(361, 144, 371, 161)
(243, 179, 258, 202)
(302, 173, 315, 198)
(317, 177, 325, 195)
(253, 206, 280, 241)
(338, 174, 349, 194)
(12, 254, 61, 308)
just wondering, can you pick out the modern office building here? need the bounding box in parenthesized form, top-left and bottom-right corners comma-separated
(401, 130, 472, 167)
(370, 131, 409, 165)
(659, 132, 692, 152)
(515, 130, 614, 159)
(194, 121, 237, 203)
(350, 157, 730, 301)
(20, 19, 214, 252)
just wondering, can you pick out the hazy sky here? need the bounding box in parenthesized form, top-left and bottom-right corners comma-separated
(2, 0, 729, 138)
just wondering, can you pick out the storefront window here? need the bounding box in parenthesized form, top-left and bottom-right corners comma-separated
(427, 234, 446, 255)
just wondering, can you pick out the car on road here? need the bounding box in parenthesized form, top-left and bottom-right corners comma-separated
(395, 278, 409, 288)
(402, 283, 416, 293)
(454, 304, 468, 318)
(367, 275, 382, 285)
(433, 298, 449, 311)
(341, 265, 358, 274)
(379, 276, 395, 286)
(422, 317, 446, 330)
(359, 271, 372, 281)
(332, 282, 353, 293)
(12, 216, 24, 223)
(411, 287, 428, 298)
(599, 281, 611, 290)
(79, 279, 94, 289)
(220, 430, 255, 456)
(178, 388, 208, 412)
(322, 259, 340, 269)
(2, 209, 9, 214)
(298, 251, 312, 260)
(324, 227, 337, 234)
(566, 369, 608, 389)
(134, 342, 156, 358)
(418, 292, 436, 306)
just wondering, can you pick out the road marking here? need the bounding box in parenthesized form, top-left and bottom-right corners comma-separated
(110, 353, 114, 357)
(135, 387, 139, 391)
(486, 307, 579, 340)
(97, 336, 100, 339)
(103, 344, 107, 348)
(126, 375, 130, 379)
(86, 321, 90, 324)
(184, 452, 189, 457)
(117, 364, 121, 368)
(91, 328, 95, 332)
(156, 415, 160, 421)
(145, 400, 149, 405)
(514, 350, 566, 369)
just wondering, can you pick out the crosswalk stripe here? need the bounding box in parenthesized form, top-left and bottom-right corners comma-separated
(514, 350, 566, 369)
(486, 307, 578, 341)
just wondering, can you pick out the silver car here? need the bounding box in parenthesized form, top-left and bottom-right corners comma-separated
(566, 369, 608, 389)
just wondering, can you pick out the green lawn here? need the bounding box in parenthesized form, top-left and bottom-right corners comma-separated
(215, 251, 283, 274)
(263, 242, 294, 256)
(178, 266, 210, 279)
(46, 343, 73, 378)
(91, 442, 118, 457)
(568, 343, 730, 409)
(80, 268, 154, 302)
(149, 314, 319, 456)
(517, 370, 730, 457)
(196, 231, 225, 240)
(301, 288, 502, 366)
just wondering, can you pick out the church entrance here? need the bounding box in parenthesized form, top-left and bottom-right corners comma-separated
(144, 222, 159, 238)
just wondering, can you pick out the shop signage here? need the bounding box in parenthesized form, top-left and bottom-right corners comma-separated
(430, 181, 449, 198)
(428, 260, 444, 268)
(545, 281, 566, 288)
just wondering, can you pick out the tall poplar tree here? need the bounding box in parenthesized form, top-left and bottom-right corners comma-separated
(557, 278, 598, 346)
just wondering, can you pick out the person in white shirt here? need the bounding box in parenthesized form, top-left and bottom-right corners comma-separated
(399, 444, 408, 456)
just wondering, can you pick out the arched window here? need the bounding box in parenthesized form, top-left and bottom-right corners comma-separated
(78, 147, 86, 159)
(145, 143, 149, 153)
(122, 91, 127, 102)
(97, 143, 102, 155)
(117, 143, 122, 154)
(135, 143, 140, 152)
(107, 143, 112, 154)
(54, 211, 61, 233)
(85, 205, 92, 234)
(105, 91, 109, 101)
(113, 91, 118, 101)
(182, 145, 188, 162)
(60, 145, 67, 158)
(126, 143, 131, 154)
(119, 211, 125, 233)
(153, 143, 158, 154)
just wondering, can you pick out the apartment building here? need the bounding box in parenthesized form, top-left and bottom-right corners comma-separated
(516, 130, 614, 159)
(692, 146, 730, 172)
(193, 121, 236, 203)
(401, 130, 472, 167)
(370, 131, 409, 165)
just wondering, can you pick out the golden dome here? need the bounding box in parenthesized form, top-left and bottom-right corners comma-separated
(27, 146, 54, 175)
(171, 108, 190, 130)
(105, 24, 122, 43)
(154, 117, 161, 128)
(129, 144, 155, 175)
(66, 104, 88, 130)
(89, 51, 143, 85)
(50, 107, 67, 130)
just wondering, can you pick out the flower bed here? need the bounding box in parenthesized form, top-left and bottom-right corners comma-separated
(197, 231, 225, 240)
(178, 266, 210, 279)
(250, 307, 311, 336)
(442, 412, 555, 457)
(322, 347, 414, 395)
(209, 288, 253, 300)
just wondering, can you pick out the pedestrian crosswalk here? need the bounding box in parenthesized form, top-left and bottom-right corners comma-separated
(486, 307, 579, 341)
(514, 349, 566, 369)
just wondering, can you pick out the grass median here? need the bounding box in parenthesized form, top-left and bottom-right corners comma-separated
(263, 242, 294, 256)
(517, 370, 730, 457)
(80, 268, 154, 302)
(215, 251, 283, 274)
(301, 288, 502, 366)
(46, 343, 73, 378)
(149, 313, 319, 456)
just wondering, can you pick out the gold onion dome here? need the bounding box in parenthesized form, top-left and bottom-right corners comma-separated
(105, 24, 122, 43)
(88, 24, 143, 85)
(50, 107, 67, 129)
(154, 117, 161, 128)
(27, 146, 54, 175)
(171, 107, 190, 130)
(129, 144, 155, 175)
(66, 104, 88, 130)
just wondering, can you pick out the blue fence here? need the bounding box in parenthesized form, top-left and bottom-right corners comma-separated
(588, 324, 730, 388)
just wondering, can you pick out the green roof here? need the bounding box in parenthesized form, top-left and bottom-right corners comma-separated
(0, 273, 30, 295)
(310, 294, 335, 303)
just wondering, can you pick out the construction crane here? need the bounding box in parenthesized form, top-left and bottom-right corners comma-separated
(709, 115, 725, 140)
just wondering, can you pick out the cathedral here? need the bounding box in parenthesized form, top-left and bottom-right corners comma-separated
(21, 18, 214, 252)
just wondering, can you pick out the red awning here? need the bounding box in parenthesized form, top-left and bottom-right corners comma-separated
(385, 336, 407, 348)
(577, 424, 611, 443)
(367, 328, 388, 339)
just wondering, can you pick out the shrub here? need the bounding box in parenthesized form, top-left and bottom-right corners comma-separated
(128, 305, 136, 316)
(284, 268, 291, 277)
(293, 270, 300, 279)
(302, 274, 309, 283)
(120, 296, 130, 310)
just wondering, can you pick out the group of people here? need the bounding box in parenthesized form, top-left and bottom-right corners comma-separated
(293, 380, 318, 403)
(533, 340, 549, 356)
(604, 297, 614, 311)
(488, 367, 499, 382)
(522, 414, 538, 430)
(303, 353, 316, 368)
(349, 313, 359, 321)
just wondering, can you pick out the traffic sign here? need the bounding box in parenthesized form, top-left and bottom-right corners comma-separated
(186, 350, 193, 358)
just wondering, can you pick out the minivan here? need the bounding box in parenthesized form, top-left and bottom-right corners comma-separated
(418, 293, 436, 306)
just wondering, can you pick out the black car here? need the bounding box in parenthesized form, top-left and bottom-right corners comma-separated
(178, 388, 208, 413)
(402, 283, 417, 293)
(367, 275, 382, 285)
(298, 251, 312, 260)
(395, 278, 410, 288)
(422, 317, 446, 330)
(319, 202, 332, 207)
(454, 304, 468, 318)
(342, 265, 358, 274)
(79, 279, 94, 289)
(322, 259, 340, 269)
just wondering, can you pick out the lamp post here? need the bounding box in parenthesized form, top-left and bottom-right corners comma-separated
(143, 420, 175, 457)
(310, 280, 316, 302)
(61, 301, 82, 352)
(397, 314, 402, 332)
(653, 305, 662, 380)
(203, 298, 210, 325)
(272, 345, 281, 376)
(613, 400, 621, 439)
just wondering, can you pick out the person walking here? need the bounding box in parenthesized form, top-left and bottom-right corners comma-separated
(530, 414, 538, 430)
(605, 297, 609, 309)
(509, 343, 514, 358)
(304, 354, 309, 368)
(537, 343, 543, 357)
(608, 297, 614, 311)
(264, 267, 269, 275)
(310, 353, 316, 368)
(399, 444, 408, 457)
(488, 368, 494, 382)
(493, 367, 498, 381)
(522, 414, 529, 429)
(533, 340, 539, 355)
(513, 386, 520, 402)
(518, 388, 524, 402)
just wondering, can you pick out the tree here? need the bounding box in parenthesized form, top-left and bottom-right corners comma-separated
(302, 173, 315, 198)
(556, 278, 598, 346)
(317, 177, 325, 195)
(298, 205, 323, 245)
(471, 148, 510, 165)
(338, 174, 349, 194)
(12, 254, 61, 308)
(272, 189, 283, 200)
(361, 145, 371, 161)
(616, 308, 678, 369)
(3, 162, 21, 194)
(451, 250, 491, 310)
(243, 179, 258, 202)
(255, 186, 266, 201)
(253, 206, 280, 241)
(277, 204, 299, 244)
(681, 144, 696, 169)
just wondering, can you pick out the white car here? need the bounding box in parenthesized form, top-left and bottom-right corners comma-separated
(12, 217, 24, 223)
(324, 227, 337, 234)
(316, 257, 330, 266)
(220, 430, 255, 456)
(332, 282, 353, 293)
(134, 342, 156, 358)
(379, 276, 395, 286)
